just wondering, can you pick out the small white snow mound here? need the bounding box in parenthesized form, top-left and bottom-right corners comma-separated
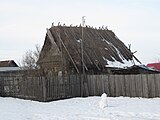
(99, 93, 108, 108)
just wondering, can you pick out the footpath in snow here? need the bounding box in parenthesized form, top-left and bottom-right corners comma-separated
(0, 96, 160, 120)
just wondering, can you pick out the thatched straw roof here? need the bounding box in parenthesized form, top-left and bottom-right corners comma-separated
(38, 25, 140, 72)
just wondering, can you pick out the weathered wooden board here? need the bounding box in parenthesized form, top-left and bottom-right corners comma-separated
(141, 74, 148, 98)
(103, 75, 110, 96)
(147, 74, 156, 98)
(114, 75, 120, 97)
(154, 74, 160, 97)
(109, 75, 115, 97)
(87, 75, 91, 95)
(125, 75, 131, 97)
(135, 74, 143, 97)
(92, 75, 96, 96)
(120, 75, 125, 96)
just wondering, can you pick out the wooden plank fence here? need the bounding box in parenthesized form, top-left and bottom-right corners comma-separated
(0, 72, 160, 101)
(86, 74, 160, 98)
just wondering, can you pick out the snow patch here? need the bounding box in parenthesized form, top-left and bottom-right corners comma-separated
(104, 57, 134, 68)
(76, 39, 81, 43)
(103, 39, 135, 68)
(0, 96, 160, 120)
(105, 47, 108, 50)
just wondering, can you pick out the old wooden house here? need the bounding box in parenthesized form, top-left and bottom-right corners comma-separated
(37, 25, 141, 74)
(1, 25, 160, 101)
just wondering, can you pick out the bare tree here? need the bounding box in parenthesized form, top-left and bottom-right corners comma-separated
(21, 44, 41, 69)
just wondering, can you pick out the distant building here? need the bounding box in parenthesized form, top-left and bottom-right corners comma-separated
(0, 60, 20, 72)
(0, 60, 18, 67)
(147, 63, 160, 71)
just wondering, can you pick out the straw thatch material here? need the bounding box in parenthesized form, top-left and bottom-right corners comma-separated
(38, 25, 139, 73)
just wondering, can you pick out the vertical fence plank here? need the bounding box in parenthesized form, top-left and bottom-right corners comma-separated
(0, 76, 1, 96)
(103, 75, 110, 96)
(12, 76, 15, 96)
(99, 75, 103, 95)
(56, 75, 59, 98)
(135, 74, 143, 97)
(95, 75, 98, 96)
(72, 75, 76, 97)
(134, 75, 137, 97)
(96, 75, 101, 95)
(114, 75, 120, 97)
(76, 75, 81, 97)
(42, 77, 47, 101)
(101, 75, 105, 94)
(23, 76, 26, 98)
(109, 75, 115, 97)
(70, 75, 74, 97)
(19, 76, 23, 98)
(36, 76, 39, 100)
(131, 74, 137, 97)
(89, 75, 95, 96)
(57, 74, 60, 98)
(147, 74, 156, 98)
(91, 75, 95, 96)
(141, 74, 148, 98)
(120, 75, 125, 96)
(46, 75, 49, 100)
(115, 75, 124, 97)
(154, 74, 160, 97)
(75, 75, 80, 97)
(59, 74, 64, 98)
(87, 75, 91, 96)
(66, 74, 70, 98)
(51, 74, 54, 99)
(40, 76, 44, 100)
(92, 75, 96, 96)
(124, 75, 130, 97)
(0, 76, 4, 96)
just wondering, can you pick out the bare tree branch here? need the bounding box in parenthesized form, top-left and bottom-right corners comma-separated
(21, 44, 41, 70)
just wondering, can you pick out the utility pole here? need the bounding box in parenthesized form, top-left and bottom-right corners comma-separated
(81, 16, 86, 76)
(81, 16, 89, 97)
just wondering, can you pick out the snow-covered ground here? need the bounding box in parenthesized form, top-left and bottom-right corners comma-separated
(0, 96, 160, 120)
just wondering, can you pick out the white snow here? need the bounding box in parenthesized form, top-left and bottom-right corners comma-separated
(76, 39, 81, 43)
(0, 96, 160, 120)
(105, 57, 134, 68)
(99, 93, 108, 108)
(103, 39, 137, 68)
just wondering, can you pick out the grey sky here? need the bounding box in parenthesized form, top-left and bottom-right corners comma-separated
(0, 0, 160, 64)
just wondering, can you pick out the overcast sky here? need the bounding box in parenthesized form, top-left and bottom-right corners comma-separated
(0, 0, 160, 65)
